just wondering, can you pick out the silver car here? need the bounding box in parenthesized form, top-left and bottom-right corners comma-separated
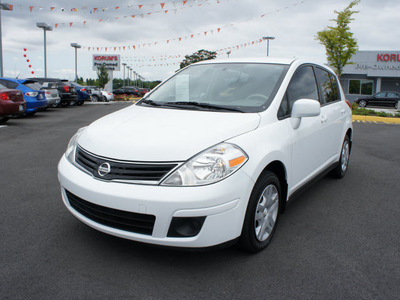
(40, 82, 61, 107)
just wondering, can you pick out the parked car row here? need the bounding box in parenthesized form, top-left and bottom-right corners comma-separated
(0, 77, 110, 124)
(355, 91, 399, 109)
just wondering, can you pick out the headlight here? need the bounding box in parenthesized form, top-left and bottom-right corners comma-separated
(161, 143, 248, 186)
(65, 127, 87, 164)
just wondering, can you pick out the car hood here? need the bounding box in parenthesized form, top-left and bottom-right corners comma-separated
(78, 105, 260, 161)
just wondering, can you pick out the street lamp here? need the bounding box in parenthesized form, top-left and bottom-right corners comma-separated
(127, 66, 131, 85)
(262, 36, 275, 57)
(37, 22, 52, 77)
(70, 43, 81, 81)
(0, 1, 11, 77)
(122, 63, 127, 86)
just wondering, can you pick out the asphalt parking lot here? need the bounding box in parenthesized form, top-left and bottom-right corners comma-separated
(1, 103, 399, 299)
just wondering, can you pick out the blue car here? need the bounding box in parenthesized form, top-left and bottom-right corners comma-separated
(0, 78, 47, 114)
(70, 82, 89, 105)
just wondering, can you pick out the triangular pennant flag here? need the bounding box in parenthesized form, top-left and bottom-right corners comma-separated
(50, 7, 55, 12)
(94, 8, 98, 12)
(29, 6, 34, 12)
(161, 3, 165, 9)
(55, 24, 58, 28)
(183, 1, 188, 5)
(69, 22, 73, 27)
(138, 5, 143, 9)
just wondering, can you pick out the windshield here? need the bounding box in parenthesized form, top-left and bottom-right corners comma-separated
(139, 63, 288, 113)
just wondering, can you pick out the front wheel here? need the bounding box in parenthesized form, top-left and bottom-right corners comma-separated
(239, 171, 281, 252)
(358, 99, 367, 107)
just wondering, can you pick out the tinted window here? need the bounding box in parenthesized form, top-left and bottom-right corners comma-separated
(329, 73, 340, 101)
(279, 66, 318, 117)
(315, 67, 339, 104)
(387, 92, 399, 98)
(0, 80, 18, 89)
(375, 92, 386, 98)
(0, 83, 7, 89)
(24, 82, 42, 90)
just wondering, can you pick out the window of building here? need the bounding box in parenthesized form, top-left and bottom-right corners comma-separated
(349, 79, 373, 95)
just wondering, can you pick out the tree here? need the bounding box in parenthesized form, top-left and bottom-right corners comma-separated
(315, 0, 360, 77)
(179, 49, 217, 69)
(97, 65, 110, 89)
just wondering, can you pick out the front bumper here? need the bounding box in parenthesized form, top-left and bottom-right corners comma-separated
(58, 155, 254, 248)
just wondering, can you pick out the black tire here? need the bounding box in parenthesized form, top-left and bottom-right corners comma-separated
(358, 99, 367, 107)
(330, 135, 351, 178)
(239, 171, 281, 253)
(395, 102, 399, 110)
(76, 100, 84, 106)
(61, 101, 70, 107)
(0, 117, 9, 124)
(91, 95, 100, 102)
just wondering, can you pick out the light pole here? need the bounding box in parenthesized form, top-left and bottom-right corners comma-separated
(262, 36, 275, 57)
(127, 66, 131, 85)
(0, 2, 11, 77)
(122, 63, 127, 86)
(70, 43, 81, 81)
(37, 22, 52, 77)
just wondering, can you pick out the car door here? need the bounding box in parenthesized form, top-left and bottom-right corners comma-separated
(370, 92, 386, 106)
(278, 65, 331, 192)
(314, 67, 346, 159)
(386, 92, 398, 107)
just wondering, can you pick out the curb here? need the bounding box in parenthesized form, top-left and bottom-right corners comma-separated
(352, 115, 400, 124)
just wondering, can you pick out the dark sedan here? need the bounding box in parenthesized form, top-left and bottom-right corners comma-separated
(28, 78, 78, 107)
(113, 86, 141, 97)
(0, 83, 26, 123)
(356, 91, 399, 109)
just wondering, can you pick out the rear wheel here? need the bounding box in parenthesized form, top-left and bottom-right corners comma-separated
(0, 117, 9, 124)
(91, 95, 100, 102)
(330, 135, 351, 178)
(239, 171, 281, 252)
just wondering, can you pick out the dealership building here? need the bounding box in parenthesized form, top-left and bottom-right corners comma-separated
(340, 50, 400, 101)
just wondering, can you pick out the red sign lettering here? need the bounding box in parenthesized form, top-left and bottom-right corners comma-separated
(377, 53, 400, 62)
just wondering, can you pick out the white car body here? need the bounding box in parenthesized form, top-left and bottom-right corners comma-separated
(101, 90, 114, 102)
(58, 58, 353, 251)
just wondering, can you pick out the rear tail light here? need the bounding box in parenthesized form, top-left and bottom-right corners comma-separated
(64, 86, 70, 92)
(0, 92, 10, 100)
(45, 91, 51, 95)
(25, 92, 38, 97)
(81, 88, 86, 92)
(345, 100, 352, 110)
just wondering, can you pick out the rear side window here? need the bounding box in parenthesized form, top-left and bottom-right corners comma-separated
(0, 80, 18, 89)
(279, 66, 319, 118)
(314, 67, 339, 104)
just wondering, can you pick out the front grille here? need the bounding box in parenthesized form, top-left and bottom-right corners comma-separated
(76, 146, 178, 183)
(65, 190, 156, 235)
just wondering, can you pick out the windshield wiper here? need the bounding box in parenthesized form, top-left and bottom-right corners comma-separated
(164, 101, 244, 112)
(140, 99, 164, 107)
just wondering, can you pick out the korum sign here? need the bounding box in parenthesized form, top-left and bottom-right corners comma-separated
(92, 55, 120, 71)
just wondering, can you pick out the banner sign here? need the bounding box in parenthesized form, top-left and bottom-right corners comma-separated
(92, 54, 121, 71)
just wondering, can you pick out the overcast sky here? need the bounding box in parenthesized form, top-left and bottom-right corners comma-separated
(1, 0, 399, 82)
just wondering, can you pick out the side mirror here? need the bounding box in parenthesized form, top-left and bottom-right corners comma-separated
(291, 99, 321, 129)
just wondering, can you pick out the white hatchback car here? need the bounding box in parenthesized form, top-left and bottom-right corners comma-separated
(58, 58, 353, 252)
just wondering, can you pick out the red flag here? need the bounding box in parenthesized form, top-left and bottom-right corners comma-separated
(88, 47, 90, 51)
(94, 8, 98, 12)
(183, 1, 187, 5)
(161, 3, 165, 9)
(115, 6, 120, 9)
(55, 24, 58, 28)
(83, 21, 87, 25)
(179, 38, 182, 41)
(217, 28, 221, 32)
(29, 6, 34, 12)
(191, 34, 194, 38)
(165, 10, 168, 13)
(8, 4, 13, 11)
(69, 22, 73, 27)
(50, 7, 55, 11)
(99, 19, 103, 22)
(133, 46, 136, 50)
(167, 40, 170, 43)
(204, 31, 207, 36)
(114, 47, 117, 51)
(131, 15, 135, 18)
(138, 5, 143, 9)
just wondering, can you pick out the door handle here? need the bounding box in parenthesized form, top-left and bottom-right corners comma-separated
(341, 109, 346, 115)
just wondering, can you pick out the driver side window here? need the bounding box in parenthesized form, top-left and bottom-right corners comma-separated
(278, 66, 319, 119)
